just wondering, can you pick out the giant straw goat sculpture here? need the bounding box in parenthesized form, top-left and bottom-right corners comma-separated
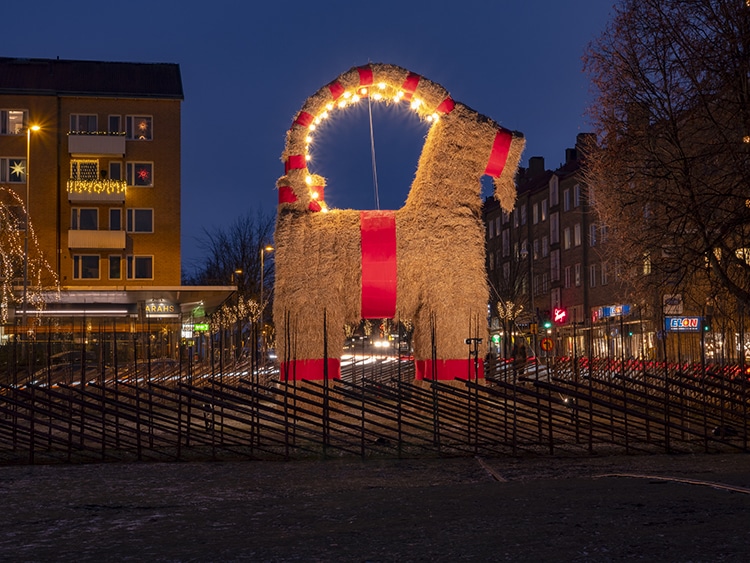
(274, 63, 524, 381)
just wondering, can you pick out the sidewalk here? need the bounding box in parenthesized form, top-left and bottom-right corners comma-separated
(1, 453, 749, 561)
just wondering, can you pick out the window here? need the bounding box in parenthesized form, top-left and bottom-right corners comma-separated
(71, 159, 98, 180)
(502, 229, 510, 257)
(574, 223, 582, 246)
(542, 273, 549, 294)
(563, 189, 570, 212)
(1, 109, 27, 135)
(533, 239, 539, 260)
(550, 249, 560, 281)
(109, 255, 121, 280)
(550, 212, 559, 244)
(126, 208, 154, 233)
(70, 114, 97, 133)
(643, 252, 652, 275)
(563, 228, 571, 250)
(574, 184, 581, 207)
(520, 203, 527, 225)
(126, 115, 152, 140)
(589, 224, 597, 247)
(601, 262, 609, 285)
(0, 157, 26, 183)
(126, 162, 153, 187)
(127, 255, 153, 279)
(71, 208, 98, 230)
(488, 219, 495, 238)
(589, 264, 597, 288)
(488, 252, 495, 270)
(108, 115, 122, 134)
(109, 209, 122, 231)
(73, 255, 100, 279)
(503, 262, 510, 282)
(513, 209, 519, 228)
(541, 199, 548, 222)
(600, 224, 609, 243)
(502, 210, 510, 224)
(574, 263, 581, 286)
(542, 236, 549, 257)
(564, 266, 571, 288)
(532, 203, 539, 224)
(109, 161, 122, 181)
(549, 176, 559, 206)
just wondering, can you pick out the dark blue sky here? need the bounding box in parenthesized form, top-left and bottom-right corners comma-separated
(7, 0, 614, 271)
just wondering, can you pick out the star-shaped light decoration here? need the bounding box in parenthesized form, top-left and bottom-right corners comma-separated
(10, 161, 25, 178)
(137, 168, 150, 181)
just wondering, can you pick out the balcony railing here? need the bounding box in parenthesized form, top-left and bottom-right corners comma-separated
(68, 132, 126, 155)
(67, 229, 126, 250)
(67, 179, 126, 203)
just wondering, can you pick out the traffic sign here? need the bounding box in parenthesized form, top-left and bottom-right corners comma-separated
(540, 337, 554, 352)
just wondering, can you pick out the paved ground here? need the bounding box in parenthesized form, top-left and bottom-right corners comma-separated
(1, 453, 749, 561)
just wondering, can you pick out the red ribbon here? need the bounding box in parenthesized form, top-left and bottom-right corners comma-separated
(280, 358, 341, 381)
(284, 154, 306, 173)
(293, 111, 314, 128)
(484, 129, 513, 178)
(360, 210, 397, 319)
(435, 96, 455, 115)
(401, 72, 420, 101)
(415, 359, 485, 380)
(328, 81, 345, 100)
(357, 65, 373, 86)
(278, 186, 298, 204)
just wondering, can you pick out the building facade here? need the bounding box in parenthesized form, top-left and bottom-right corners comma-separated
(0, 57, 230, 371)
(485, 134, 650, 362)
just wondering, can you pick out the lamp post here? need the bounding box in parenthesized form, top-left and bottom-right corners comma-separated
(22, 125, 40, 358)
(259, 245, 274, 366)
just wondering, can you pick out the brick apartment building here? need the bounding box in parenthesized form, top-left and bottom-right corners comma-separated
(485, 134, 654, 362)
(0, 57, 230, 363)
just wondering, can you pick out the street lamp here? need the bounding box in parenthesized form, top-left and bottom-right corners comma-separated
(259, 245, 274, 365)
(22, 125, 40, 336)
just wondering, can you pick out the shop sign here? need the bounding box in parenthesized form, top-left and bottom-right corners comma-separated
(665, 316, 700, 332)
(145, 299, 177, 318)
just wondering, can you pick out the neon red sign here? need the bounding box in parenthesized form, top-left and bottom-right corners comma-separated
(553, 307, 568, 325)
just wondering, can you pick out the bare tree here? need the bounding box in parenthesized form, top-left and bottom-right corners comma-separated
(583, 0, 750, 310)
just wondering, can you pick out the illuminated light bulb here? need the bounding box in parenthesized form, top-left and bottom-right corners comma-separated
(396, 91, 404, 98)
(426, 115, 433, 122)
(359, 87, 368, 95)
(343, 91, 352, 99)
(431, 113, 440, 122)
(378, 82, 386, 90)
(311, 191, 319, 199)
(372, 93, 383, 101)
(351, 95, 360, 103)
(410, 99, 422, 110)
(321, 111, 329, 119)
(321, 206, 329, 213)
(744, 135, 750, 144)
(326, 102, 334, 111)
(305, 154, 311, 161)
(309, 124, 316, 131)
(338, 100, 347, 108)
(305, 176, 313, 185)
(314, 116, 321, 125)
(305, 135, 313, 144)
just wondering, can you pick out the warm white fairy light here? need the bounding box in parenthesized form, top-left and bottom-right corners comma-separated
(293, 75, 450, 212)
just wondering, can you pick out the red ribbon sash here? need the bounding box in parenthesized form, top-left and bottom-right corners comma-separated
(360, 210, 397, 319)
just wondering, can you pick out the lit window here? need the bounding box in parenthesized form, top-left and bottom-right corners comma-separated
(126, 162, 153, 187)
(0, 157, 26, 183)
(126, 115, 152, 140)
(71, 160, 98, 180)
(574, 223, 582, 246)
(1, 109, 27, 135)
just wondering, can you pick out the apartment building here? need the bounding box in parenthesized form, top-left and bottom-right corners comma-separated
(485, 134, 644, 360)
(0, 57, 230, 362)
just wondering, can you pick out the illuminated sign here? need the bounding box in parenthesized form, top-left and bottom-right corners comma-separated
(145, 300, 177, 318)
(665, 316, 700, 332)
(593, 304, 631, 321)
(552, 307, 568, 325)
(194, 323, 210, 332)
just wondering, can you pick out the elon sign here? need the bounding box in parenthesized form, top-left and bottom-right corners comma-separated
(665, 316, 700, 332)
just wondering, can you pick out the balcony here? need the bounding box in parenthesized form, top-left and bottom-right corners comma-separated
(68, 132, 126, 156)
(67, 179, 126, 203)
(67, 229, 126, 250)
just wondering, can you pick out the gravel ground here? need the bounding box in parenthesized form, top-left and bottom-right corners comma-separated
(1, 453, 749, 562)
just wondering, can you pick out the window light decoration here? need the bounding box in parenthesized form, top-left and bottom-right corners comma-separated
(66, 179, 127, 195)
